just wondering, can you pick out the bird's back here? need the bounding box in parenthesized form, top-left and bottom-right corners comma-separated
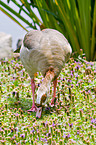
(20, 29, 72, 78)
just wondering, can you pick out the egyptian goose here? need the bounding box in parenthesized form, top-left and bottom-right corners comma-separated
(20, 29, 72, 118)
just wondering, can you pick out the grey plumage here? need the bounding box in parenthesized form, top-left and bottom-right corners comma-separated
(20, 29, 72, 79)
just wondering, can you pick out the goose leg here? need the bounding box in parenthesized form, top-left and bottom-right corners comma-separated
(28, 79, 37, 112)
(51, 78, 57, 105)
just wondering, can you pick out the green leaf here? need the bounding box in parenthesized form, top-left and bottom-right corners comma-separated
(0, 7, 28, 32)
(18, 4, 24, 14)
(91, 0, 96, 60)
(7, 0, 11, 3)
(1, 0, 95, 60)
(1, 1, 36, 29)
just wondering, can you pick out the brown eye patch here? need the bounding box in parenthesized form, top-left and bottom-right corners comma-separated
(41, 94, 47, 104)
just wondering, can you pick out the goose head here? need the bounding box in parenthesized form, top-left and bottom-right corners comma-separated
(35, 70, 54, 118)
(36, 94, 47, 118)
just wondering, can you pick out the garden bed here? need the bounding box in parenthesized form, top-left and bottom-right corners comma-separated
(0, 55, 96, 144)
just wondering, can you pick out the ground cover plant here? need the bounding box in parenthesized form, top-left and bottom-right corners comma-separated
(0, 52, 96, 144)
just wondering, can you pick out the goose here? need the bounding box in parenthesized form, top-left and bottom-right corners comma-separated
(19, 29, 72, 118)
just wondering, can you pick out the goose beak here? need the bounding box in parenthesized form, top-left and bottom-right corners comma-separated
(36, 107, 42, 119)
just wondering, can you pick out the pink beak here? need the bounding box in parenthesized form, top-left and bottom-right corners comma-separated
(36, 107, 42, 118)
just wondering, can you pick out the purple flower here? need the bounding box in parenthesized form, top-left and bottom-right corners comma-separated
(14, 113, 19, 117)
(70, 71, 74, 77)
(75, 65, 80, 70)
(44, 138, 47, 142)
(87, 66, 91, 69)
(90, 63, 94, 66)
(11, 136, 16, 140)
(69, 139, 76, 143)
(20, 134, 25, 138)
(45, 121, 48, 124)
(38, 83, 40, 87)
(41, 138, 43, 141)
(46, 132, 51, 137)
(66, 133, 70, 138)
(71, 84, 73, 88)
(86, 61, 90, 65)
(37, 137, 39, 141)
(68, 79, 71, 83)
(63, 133, 70, 139)
(11, 128, 14, 132)
(31, 129, 35, 133)
(11, 60, 15, 64)
(46, 107, 50, 110)
(94, 69, 96, 73)
(46, 133, 48, 137)
(88, 80, 91, 83)
(93, 125, 96, 129)
(15, 127, 18, 132)
(91, 118, 96, 124)
(15, 63, 19, 67)
(61, 78, 65, 81)
(80, 109, 83, 111)
(77, 130, 80, 135)
(63, 134, 66, 138)
(76, 83, 79, 87)
(0, 127, 2, 131)
(68, 123, 73, 128)
(71, 73, 73, 77)
(0, 140, 6, 143)
(75, 74, 78, 78)
(88, 90, 91, 94)
(76, 61, 79, 64)
(91, 119, 94, 123)
(52, 122, 55, 127)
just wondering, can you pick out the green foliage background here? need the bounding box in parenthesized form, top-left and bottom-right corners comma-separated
(0, 0, 96, 60)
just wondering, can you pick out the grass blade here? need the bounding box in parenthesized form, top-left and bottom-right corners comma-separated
(1, 1, 36, 29)
(91, 0, 96, 60)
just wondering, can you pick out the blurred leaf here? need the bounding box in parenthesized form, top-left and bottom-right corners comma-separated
(7, 0, 11, 3)
(1, 7, 28, 32)
(0, 0, 96, 60)
(18, 4, 24, 14)
(91, 0, 96, 60)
